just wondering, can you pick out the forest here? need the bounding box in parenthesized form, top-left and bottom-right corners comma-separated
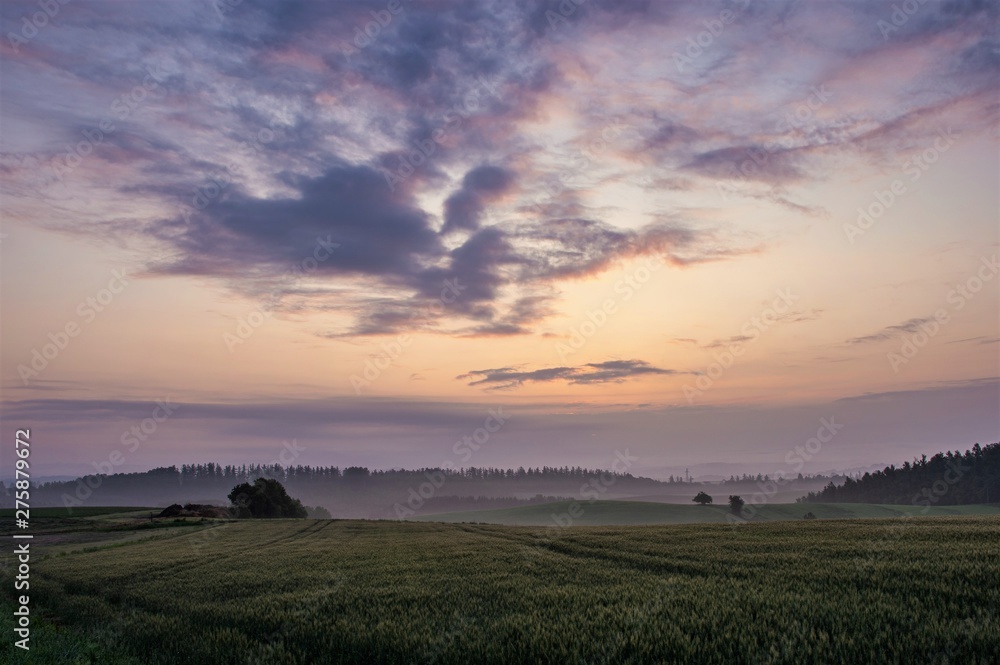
(799, 442, 998, 506)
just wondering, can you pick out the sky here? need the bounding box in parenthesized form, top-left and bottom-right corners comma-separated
(1, 0, 997, 479)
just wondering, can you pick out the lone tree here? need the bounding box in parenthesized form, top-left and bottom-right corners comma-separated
(728, 495, 745, 516)
(692, 491, 713, 505)
(228, 478, 308, 518)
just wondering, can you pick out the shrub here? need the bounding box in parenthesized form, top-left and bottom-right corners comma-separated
(693, 491, 713, 505)
(228, 478, 308, 518)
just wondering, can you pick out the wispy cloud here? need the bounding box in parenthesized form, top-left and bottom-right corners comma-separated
(847, 317, 935, 345)
(458, 359, 686, 390)
(947, 335, 1000, 346)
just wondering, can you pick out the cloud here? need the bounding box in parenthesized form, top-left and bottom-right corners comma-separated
(683, 145, 807, 184)
(458, 359, 685, 390)
(777, 309, 824, 323)
(151, 156, 727, 338)
(847, 316, 936, 345)
(441, 165, 516, 235)
(702, 335, 755, 350)
(458, 295, 555, 337)
(947, 335, 1000, 346)
(693, 311, 822, 349)
(149, 163, 442, 280)
(2, 0, 994, 345)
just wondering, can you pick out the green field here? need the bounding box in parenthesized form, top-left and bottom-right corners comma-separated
(2, 512, 999, 664)
(410, 499, 1000, 526)
(0, 507, 156, 519)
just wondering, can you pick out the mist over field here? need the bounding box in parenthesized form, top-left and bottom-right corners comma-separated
(5, 463, 844, 518)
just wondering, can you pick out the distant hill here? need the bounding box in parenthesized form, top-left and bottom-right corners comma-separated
(800, 442, 999, 506)
(1, 463, 836, 519)
(2, 464, 675, 519)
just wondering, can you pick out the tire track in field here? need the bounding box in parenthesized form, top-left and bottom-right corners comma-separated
(56, 520, 332, 584)
(42, 521, 360, 615)
(451, 521, 715, 581)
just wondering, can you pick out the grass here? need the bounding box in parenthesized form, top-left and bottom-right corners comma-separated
(1, 514, 998, 663)
(0, 507, 157, 519)
(0, 508, 231, 557)
(408, 500, 1000, 526)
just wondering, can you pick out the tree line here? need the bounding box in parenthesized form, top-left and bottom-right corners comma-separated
(8, 463, 670, 515)
(799, 442, 998, 506)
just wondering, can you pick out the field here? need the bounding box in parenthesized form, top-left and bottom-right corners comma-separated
(410, 500, 1000, 526)
(0, 507, 156, 519)
(2, 510, 999, 664)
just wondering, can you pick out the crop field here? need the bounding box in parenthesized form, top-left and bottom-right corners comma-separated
(2, 515, 998, 664)
(0, 507, 156, 519)
(411, 500, 1000, 526)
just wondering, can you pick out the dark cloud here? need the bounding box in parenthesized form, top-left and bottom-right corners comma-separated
(441, 165, 516, 235)
(867, 0, 997, 46)
(151, 158, 720, 337)
(683, 145, 806, 184)
(642, 121, 700, 153)
(459, 359, 684, 390)
(954, 36, 1000, 79)
(459, 295, 554, 337)
(149, 162, 442, 279)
